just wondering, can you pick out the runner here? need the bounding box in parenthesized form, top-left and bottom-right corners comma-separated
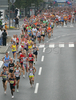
(41, 27, 45, 41)
(27, 62, 36, 87)
(18, 51, 25, 78)
(0, 66, 8, 94)
(16, 34, 19, 53)
(8, 58, 15, 76)
(20, 36, 25, 49)
(11, 35, 16, 44)
(19, 29, 24, 39)
(10, 41, 16, 62)
(64, 15, 68, 25)
(25, 30, 28, 40)
(47, 24, 51, 38)
(32, 26, 37, 41)
(51, 21, 54, 36)
(24, 38, 28, 55)
(14, 64, 21, 92)
(33, 43, 39, 62)
(23, 53, 28, 75)
(37, 28, 41, 43)
(2, 52, 11, 70)
(61, 15, 64, 26)
(28, 49, 35, 64)
(28, 36, 33, 50)
(8, 73, 16, 99)
(27, 27, 32, 37)
(55, 17, 59, 27)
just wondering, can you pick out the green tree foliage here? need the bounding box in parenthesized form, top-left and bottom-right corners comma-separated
(14, 0, 43, 8)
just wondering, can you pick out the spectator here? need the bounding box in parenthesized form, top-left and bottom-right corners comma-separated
(0, 18, 3, 29)
(2, 29, 7, 46)
(0, 29, 3, 45)
(15, 16, 19, 28)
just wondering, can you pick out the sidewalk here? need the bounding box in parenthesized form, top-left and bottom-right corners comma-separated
(0, 36, 11, 54)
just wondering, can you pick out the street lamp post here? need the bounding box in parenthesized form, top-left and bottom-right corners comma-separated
(8, 2, 10, 28)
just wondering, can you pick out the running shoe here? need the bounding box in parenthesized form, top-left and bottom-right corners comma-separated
(17, 89, 19, 92)
(4, 91, 6, 94)
(23, 75, 25, 78)
(12, 96, 14, 99)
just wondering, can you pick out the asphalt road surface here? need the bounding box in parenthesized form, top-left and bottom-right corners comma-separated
(0, 22, 76, 100)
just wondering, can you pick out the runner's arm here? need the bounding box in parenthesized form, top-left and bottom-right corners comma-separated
(2, 57, 5, 62)
(0, 71, 3, 77)
(33, 67, 36, 74)
(37, 47, 39, 51)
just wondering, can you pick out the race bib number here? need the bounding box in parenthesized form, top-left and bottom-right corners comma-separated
(29, 57, 32, 60)
(3, 75, 7, 78)
(10, 67, 13, 70)
(10, 80, 14, 84)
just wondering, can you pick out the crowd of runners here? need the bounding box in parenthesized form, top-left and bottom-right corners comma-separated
(0, 7, 76, 99)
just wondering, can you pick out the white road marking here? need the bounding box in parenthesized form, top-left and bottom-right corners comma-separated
(70, 26, 74, 27)
(69, 43, 74, 47)
(6, 43, 8, 46)
(43, 48, 46, 52)
(58, 36, 61, 38)
(34, 83, 39, 93)
(8, 51, 10, 54)
(59, 44, 64, 47)
(41, 56, 44, 62)
(39, 45, 45, 48)
(53, 38, 56, 39)
(57, 26, 61, 27)
(70, 24, 74, 27)
(63, 26, 67, 27)
(38, 67, 42, 75)
(49, 44, 55, 48)
(62, 35, 66, 36)
(0, 61, 3, 68)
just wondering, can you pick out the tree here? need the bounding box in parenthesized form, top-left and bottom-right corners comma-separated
(14, 0, 43, 8)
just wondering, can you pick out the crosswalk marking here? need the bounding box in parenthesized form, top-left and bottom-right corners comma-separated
(69, 43, 74, 47)
(63, 26, 67, 27)
(39, 43, 75, 49)
(70, 25, 74, 27)
(39, 45, 45, 48)
(57, 25, 74, 28)
(59, 44, 64, 47)
(0, 61, 3, 68)
(49, 44, 55, 48)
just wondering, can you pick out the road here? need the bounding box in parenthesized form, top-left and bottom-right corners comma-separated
(0, 22, 76, 100)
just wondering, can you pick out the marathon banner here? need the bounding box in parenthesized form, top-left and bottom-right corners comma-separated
(53, 0, 72, 5)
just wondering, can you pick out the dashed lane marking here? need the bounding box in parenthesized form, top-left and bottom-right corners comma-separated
(38, 67, 42, 75)
(43, 48, 45, 53)
(41, 56, 44, 62)
(34, 83, 39, 94)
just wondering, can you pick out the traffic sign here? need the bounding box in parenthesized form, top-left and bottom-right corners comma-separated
(10, 0, 16, 3)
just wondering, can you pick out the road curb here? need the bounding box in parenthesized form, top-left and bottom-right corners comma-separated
(0, 36, 11, 54)
(0, 46, 9, 54)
